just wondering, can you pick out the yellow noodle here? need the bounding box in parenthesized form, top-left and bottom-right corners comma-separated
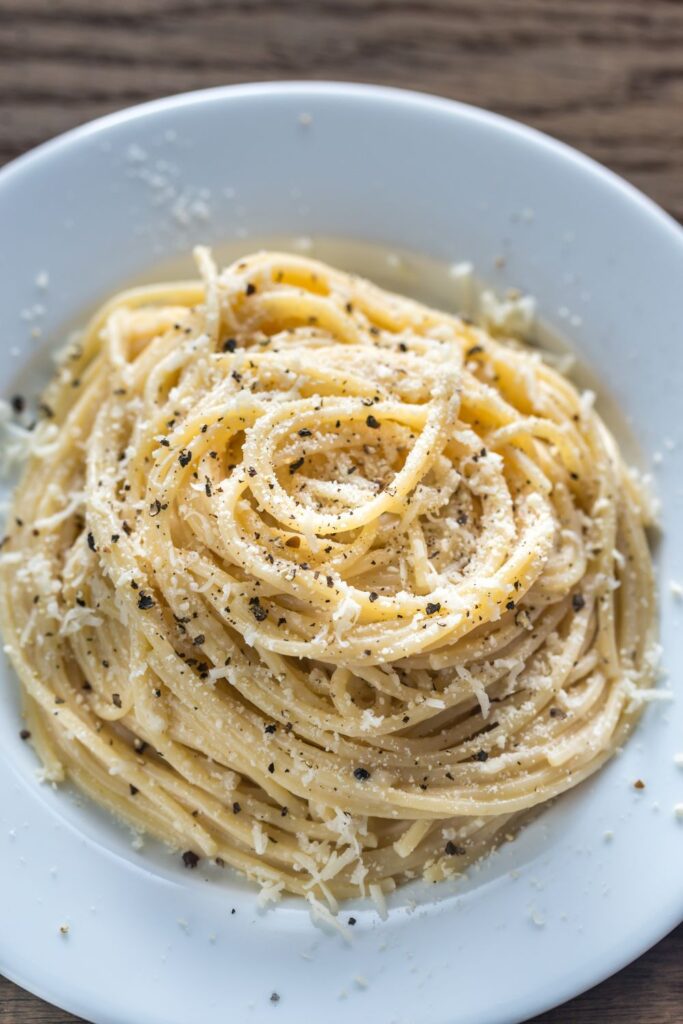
(0, 249, 657, 906)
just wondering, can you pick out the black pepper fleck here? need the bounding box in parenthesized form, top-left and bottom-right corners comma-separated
(249, 596, 268, 622)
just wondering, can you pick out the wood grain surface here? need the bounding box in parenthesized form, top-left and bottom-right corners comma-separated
(0, 1, 681, 1022)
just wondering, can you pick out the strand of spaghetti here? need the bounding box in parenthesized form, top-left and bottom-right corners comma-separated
(0, 249, 656, 907)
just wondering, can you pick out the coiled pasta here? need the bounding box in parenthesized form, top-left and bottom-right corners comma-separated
(0, 249, 656, 910)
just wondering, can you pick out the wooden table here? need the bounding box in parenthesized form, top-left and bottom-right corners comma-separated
(0, 2, 681, 1021)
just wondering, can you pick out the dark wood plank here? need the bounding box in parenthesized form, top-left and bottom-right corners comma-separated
(0, 1, 681, 1022)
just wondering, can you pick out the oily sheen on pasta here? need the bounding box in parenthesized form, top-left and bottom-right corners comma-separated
(0, 250, 656, 912)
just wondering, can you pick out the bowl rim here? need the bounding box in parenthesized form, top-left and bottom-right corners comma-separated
(1, 79, 682, 250)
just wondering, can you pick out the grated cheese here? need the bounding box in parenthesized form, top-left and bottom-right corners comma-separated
(479, 288, 536, 336)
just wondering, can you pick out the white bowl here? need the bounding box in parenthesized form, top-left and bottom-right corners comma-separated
(1, 82, 682, 1024)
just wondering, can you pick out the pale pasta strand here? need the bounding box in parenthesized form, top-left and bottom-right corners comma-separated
(0, 249, 656, 904)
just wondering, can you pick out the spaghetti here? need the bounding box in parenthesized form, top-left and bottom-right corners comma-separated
(0, 250, 657, 911)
